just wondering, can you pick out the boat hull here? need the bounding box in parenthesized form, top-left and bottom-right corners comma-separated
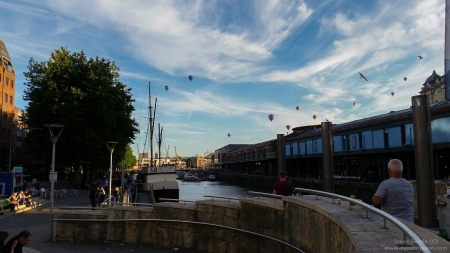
(140, 166, 179, 203)
(153, 188, 179, 202)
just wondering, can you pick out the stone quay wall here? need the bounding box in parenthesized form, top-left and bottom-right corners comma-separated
(53, 195, 450, 253)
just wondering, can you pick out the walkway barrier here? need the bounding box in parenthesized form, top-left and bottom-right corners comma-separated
(203, 195, 240, 202)
(290, 188, 431, 253)
(159, 198, 195, 204)
(52, 218, 306, 253)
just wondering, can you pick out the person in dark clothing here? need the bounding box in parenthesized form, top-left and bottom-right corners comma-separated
(273, 171, 291, 196)
(0, 230, 30, 253)
(89, 188, 97, 210)
(286, 177, 295, 196)
(113, 187, 120, 202)
(0, 231, 13, 248)
(33, 180, 39, 190)
(97, 185, 105, 207)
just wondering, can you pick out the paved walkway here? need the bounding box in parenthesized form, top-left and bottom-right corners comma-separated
(1, 189, 201, 253)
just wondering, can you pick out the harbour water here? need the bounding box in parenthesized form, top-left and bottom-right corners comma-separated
(178, 180, 271, 201)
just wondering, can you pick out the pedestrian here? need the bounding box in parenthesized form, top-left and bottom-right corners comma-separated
(97, 186, 105, 207)
(0, 230, 30, 253)
(372, 159, 414, 223)
(285, 177, 295, 196)
(89, 188, 97, 210)
(273, 171, 291, 196)
(33, 180, 39, 190)
(0, 231, 14, 249)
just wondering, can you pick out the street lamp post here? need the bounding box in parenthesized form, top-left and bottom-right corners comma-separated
(44, 124, 65, 242)
(121, 152, 125, 197)
(106, 141, 118, 207)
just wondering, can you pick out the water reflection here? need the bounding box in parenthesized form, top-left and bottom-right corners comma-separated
(178, 180, 271, 201)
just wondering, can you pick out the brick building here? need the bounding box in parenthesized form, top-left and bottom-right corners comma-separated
(0, 39, 17, 171)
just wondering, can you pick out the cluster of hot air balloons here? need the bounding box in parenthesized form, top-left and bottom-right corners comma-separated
(164, 75, 194, 92)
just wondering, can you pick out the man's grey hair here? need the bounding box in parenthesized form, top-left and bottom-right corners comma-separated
(388, 159, 403, 172)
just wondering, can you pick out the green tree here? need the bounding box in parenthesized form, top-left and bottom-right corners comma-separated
(22, 47, 138, 183)
(124, 146, 136, 169)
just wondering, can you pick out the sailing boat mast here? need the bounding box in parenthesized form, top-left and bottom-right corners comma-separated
(149, 81, 154, 167)
(158, 123, 163, 166)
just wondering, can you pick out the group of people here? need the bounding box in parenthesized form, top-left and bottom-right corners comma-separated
(0, 230, 32, 253)
(89, 185, 123, 209)
(1, 190, 32, 214)
(272, 159, 415, 223)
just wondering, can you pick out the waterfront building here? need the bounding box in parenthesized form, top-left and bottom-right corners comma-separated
(222, 72, 450, 182)
(207, 144, 249, 169)
(186, 156, 206, 169)
(0, 39, 17, 171)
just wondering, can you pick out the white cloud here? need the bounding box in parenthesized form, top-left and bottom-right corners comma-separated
(41, 0, 313, 81)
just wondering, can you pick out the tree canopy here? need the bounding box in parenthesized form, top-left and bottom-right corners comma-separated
(124, 146, 136, 169)
(22, 47, 138, 178)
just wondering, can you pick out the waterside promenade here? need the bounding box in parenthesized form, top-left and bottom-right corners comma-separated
(1, 188, 201, 253)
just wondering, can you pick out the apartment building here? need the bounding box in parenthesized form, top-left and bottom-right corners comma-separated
(0, 39, 17, 171)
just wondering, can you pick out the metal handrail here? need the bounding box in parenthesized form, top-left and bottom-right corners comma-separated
(248, 191, 283, 199)
(203, 195, 240, 202)
(114, 202, 153, 207)
(294, 188, 431, 253)
(56, 206, 103, 210)
(52, 218, 305, 253)
(159, 198, 195, 204)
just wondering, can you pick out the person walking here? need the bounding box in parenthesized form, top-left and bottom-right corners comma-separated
(89, 188, 97, 210)
(273, 171, 291, 196)
(97, 186, 105, 207)
(372, 159, 414, 223)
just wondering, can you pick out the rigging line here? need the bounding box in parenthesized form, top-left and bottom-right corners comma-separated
(136, 84, 149, 147)
(137, 83, 149, 117)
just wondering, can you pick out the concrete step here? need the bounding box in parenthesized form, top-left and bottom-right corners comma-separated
(0, 198, 49, 219)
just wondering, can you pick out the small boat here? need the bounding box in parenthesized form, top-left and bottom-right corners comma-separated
(182, 174, 202, 182)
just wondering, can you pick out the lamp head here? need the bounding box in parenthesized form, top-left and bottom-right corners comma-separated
(106, 141, 118, 151)
(44, 124, 65, 142)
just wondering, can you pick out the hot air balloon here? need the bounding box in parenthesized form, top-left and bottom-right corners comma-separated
(404, 77, 407, 81)
(353, 102, 356, 106)
(228, 133, 231, 137)
(296, 106, 299, 111)
(165, 85, 169, 91)
(188, 75, 193, 81)
(391, 92, 395, 96)
(313, 115, 317, 120)
(286, 125, 290, 131)
(268, 114, 274, 122)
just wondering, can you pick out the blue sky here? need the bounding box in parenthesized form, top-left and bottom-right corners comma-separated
(0, 0, 445, 158)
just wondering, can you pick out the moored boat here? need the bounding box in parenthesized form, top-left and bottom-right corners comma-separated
(140, 165, 179, 202)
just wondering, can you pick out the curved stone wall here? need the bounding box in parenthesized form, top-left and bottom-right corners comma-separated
(54, 195, 449, 253)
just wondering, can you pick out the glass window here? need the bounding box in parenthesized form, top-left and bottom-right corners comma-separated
(10, 96, 12, 104)
(5, 77, 8, 86)
(10, 80, 13, 88)
(434, 90, 438, 95)
(4, 93, 7, 102)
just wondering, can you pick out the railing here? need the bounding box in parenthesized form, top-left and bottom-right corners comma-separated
(203, 195, 240, 202)
(52, 218, 305, 253)
(293, 188, 431, 253)
(159, 198, 195, 204)
(248, 191, 283, 200)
